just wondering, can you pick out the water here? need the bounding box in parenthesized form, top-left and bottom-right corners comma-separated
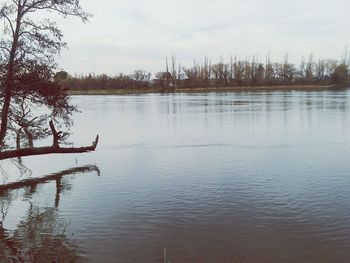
(1, 90, 350, 262)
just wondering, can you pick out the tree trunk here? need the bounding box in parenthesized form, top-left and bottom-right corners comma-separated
(0, 91, 12, 145)
(0, 4, 23, 145)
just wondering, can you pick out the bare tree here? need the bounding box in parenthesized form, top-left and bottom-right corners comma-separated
(305, 54, 314, 81)
(133, 70, 151, 88)
(276, 54, 296, 83)
(0, 0, 98, 159)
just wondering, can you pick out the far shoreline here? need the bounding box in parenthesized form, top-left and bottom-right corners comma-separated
(67, 83, 349, 96)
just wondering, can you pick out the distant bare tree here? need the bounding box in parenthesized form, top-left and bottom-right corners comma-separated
(133, 70, 151, 88)
(276, 54, 296, 83)
(331, 64, 349, 84)
(305, 54, 314, 82)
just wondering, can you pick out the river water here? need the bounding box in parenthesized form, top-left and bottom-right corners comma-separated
(1, 90, 350, 262)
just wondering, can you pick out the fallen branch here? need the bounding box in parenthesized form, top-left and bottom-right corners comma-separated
(0, 135, 98, 160)
(0, 121, 99, 160)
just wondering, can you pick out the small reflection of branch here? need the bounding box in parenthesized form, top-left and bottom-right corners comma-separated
(0, 165, 100, 195)
(0, 165, 10, 182)
(10, 158, 32, 178)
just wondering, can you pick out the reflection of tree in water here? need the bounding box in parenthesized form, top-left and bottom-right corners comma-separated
(0, 165, 100, 263)
(0, 205, 83, 263)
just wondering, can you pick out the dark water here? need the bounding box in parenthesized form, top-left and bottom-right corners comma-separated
(1, 90, 350, 263)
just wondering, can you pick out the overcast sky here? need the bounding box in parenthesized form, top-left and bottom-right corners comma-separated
(56, 0, 350, 75)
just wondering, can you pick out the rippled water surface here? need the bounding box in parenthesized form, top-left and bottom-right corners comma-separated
(1, 90, 350, 262)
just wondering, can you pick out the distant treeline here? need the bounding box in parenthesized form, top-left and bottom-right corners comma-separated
(57, 54, 350, 91)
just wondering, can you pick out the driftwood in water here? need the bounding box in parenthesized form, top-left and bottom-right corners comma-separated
(0, 165, 100, 194)
(0, 121, 99, 160)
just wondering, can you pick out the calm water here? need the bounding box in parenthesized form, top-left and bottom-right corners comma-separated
(1, 90, 350, 262)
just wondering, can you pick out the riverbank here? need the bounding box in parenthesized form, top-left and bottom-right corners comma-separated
(67, 83, 349, 95)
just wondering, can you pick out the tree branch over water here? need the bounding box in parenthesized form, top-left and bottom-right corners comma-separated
(0, 120, 99, 160)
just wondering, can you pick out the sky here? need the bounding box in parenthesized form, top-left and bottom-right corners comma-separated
(54, 0, 350, 75)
